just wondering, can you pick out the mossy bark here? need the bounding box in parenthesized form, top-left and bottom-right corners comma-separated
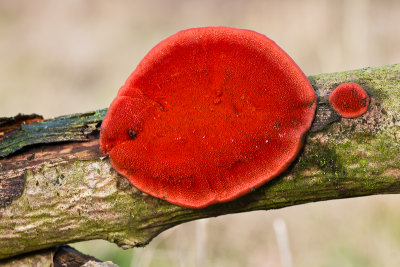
(0, 64, 399, 260)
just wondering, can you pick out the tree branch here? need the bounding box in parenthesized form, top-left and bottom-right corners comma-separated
(0, 245, 113, 267)
(0, 64, 399, 259)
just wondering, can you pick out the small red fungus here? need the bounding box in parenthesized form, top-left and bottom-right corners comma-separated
(100, 27, 317, 208)
(329, 83, 369, 118)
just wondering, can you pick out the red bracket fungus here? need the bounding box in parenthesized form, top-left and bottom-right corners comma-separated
(329, 83, 369, 118)
(100, 27, 317, 208)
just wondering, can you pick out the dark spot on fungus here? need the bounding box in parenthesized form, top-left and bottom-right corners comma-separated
(329, 83, 370, 118)
(128, 129, 137, 139)
(100, 27, 317, 208)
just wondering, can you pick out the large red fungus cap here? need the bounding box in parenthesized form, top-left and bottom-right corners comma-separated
(329, 83, 369, 118)
(100, 27, 317, 208)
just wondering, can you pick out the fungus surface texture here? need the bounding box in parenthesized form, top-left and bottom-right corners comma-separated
(100, 27, 317, 208)
(329, 83, 369, 118)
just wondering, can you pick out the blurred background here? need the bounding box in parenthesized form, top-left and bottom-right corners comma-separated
(1, 0, 400, 266)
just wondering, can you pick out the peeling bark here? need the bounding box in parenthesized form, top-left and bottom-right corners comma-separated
(0, 64, 399, 260)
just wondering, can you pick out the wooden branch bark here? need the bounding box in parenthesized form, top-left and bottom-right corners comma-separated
(0, 64, 399, 260)
(0, 245, 114, 267)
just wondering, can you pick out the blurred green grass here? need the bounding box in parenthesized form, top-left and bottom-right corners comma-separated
(1, 1, 400, 266)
